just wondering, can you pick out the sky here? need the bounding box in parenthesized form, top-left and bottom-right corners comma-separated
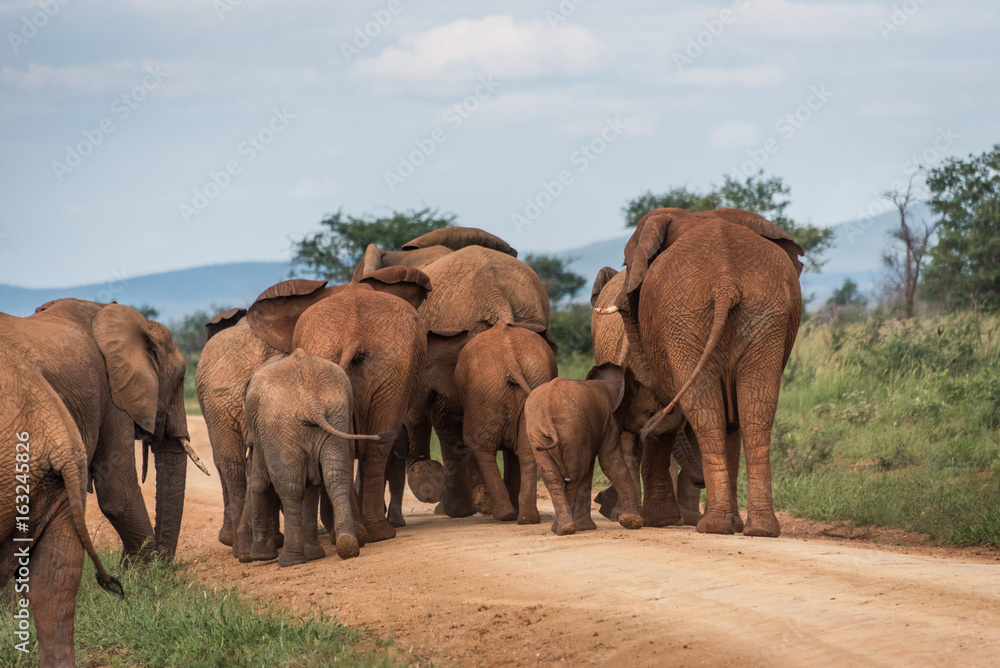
(1, 0, 998, 288)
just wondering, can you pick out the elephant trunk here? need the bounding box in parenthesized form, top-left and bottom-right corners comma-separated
(673, 428, 705, 488)
(321, 437, 359, 559)
(149, 437, 188, 560)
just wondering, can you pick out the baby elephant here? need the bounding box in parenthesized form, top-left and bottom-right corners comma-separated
(244, 349, 393, 566)
(525, 363, 659, 535)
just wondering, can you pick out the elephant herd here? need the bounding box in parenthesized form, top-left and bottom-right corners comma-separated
(0, 206, 801, 667)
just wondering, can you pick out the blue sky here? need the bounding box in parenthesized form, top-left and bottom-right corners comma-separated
(1, 0, 997, 287)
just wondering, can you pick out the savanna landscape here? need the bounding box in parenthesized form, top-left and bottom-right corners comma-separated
(3, 2, 1000, 667)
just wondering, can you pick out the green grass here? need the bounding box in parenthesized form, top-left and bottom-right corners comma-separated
(767, 312, 1000, 547)
(0, 552, 402, 668)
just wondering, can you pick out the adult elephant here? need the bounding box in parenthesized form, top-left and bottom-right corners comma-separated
(0, 346, 124, 668)
(0, 299, 206, 561)
(598, 208, 803, 537)
(591, 267, 704, 527)
(195, 309, 280, 555)
(356, 229, 549, 519)
(245, 267, 431, 542)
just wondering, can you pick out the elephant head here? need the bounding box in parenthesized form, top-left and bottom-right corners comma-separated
(90, 303, 205, 557)
(353, 244, 453, 282)
(401, 226, 519, 257)
(247, 268, 432, 353)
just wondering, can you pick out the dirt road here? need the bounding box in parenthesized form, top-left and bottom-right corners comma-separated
(88, 417, 1000, 666)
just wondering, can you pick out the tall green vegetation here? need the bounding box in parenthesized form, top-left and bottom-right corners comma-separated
(0, 552, 400, 667)
(290, 208, 454, 282)
(922, 144, 1000, 311)
(621, 171, 834, 272)
(771, 313, 1000, 546)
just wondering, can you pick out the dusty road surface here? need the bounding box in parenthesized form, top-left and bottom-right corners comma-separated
(87, 417, 1000, 667)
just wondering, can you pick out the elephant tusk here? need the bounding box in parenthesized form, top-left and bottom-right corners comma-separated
(594, 305, 619, 315)
(180, 437, 211, 476)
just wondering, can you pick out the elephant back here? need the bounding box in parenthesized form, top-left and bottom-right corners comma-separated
(418, 246, 549, 334)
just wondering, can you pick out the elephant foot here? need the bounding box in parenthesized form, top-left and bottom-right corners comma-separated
(595, 487, 620, 521)
(387, 505, 406, 528)
(407, 459, 446, 503)
(697, 514, 736, 535)
(249, 539, 278, 562)
(743, 511, 780, 537)
(278, 550, 306, 568)
(304, 543, 326, 561)
(472, 485, 493, 515)
(218, 526, 234, 547)
(575, 514, 598, 532)
(552, 519, 577, 536)
(732, 512, 745, 534)
(436, 490, 477, 518)
(641, 501, 682, 528)
(353, 522, 367, 548)
(516, 508, 541, 525)
(336, 534, 360, 560)
(680, 506, 703, 527)
(363, 518, 397, 543)
(618, 513, 644, 530)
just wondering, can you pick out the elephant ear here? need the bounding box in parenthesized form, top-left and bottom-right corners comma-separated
(402, 226, 518, 258)
(623, 208, 695, 296)
(360, 266, 431, 310)
(585, 362, 626, 410)
(205, 308, 247, 340)
(92, 304, 160, 436)
(701, 208, 805, 275)
(590, 266, 619, 308)
(425, 329, 473, 402)
(351, 244, 386, 282)
(507, 322, 559, 358)
(246, 279, 330, 353)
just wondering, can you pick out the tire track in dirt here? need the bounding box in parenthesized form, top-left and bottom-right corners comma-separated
(86, 417, 1000, 667)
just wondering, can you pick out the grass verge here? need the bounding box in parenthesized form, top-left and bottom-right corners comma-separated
(0, 551, 401, 668)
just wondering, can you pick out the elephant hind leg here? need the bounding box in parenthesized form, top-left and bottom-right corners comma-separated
(735, 372, 781, 538)
(386, 428, 407, 528)
(31, 501, 85, 668)
(687, 395, 736, 536)
(724, 430, 744, 534)
(301, 486, 326, 562)
(640, 431, 682, 527)
(571, 461, 598, 531)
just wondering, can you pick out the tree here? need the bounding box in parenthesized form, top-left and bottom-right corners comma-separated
(290, 208, 455, 282)
(130, 304, 160, 320)
(168, 309, 219, 363)
(880, 172, 936, 318)
(829, 278, 868, 307)
(622, 171, 834, 272)
(922, 145, 1000, 311)
(621, 186, 720, 226)
(524, 254, 586, 307)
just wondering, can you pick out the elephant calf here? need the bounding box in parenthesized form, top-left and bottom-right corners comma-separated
(524, 363, 660, 535)
(243, 349, 392, 566)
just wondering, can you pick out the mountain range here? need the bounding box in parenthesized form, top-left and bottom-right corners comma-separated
(0, 205, 927, 322)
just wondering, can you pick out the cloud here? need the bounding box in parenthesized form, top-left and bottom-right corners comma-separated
(709, 120, 761, 150)
(858, 99, 930, 119)
(0, 62, 141, 93)
(675, 65, 786, 89)
(355, 15, 604, 84)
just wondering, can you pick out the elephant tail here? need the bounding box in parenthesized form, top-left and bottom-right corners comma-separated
(312, 411, 394, 444)
(662, 282, 738, 415)
(61, 458, 125, 598)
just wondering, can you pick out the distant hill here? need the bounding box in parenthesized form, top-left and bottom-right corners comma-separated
(0, 262, 291, 321)
(0, 205, 931, 321)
